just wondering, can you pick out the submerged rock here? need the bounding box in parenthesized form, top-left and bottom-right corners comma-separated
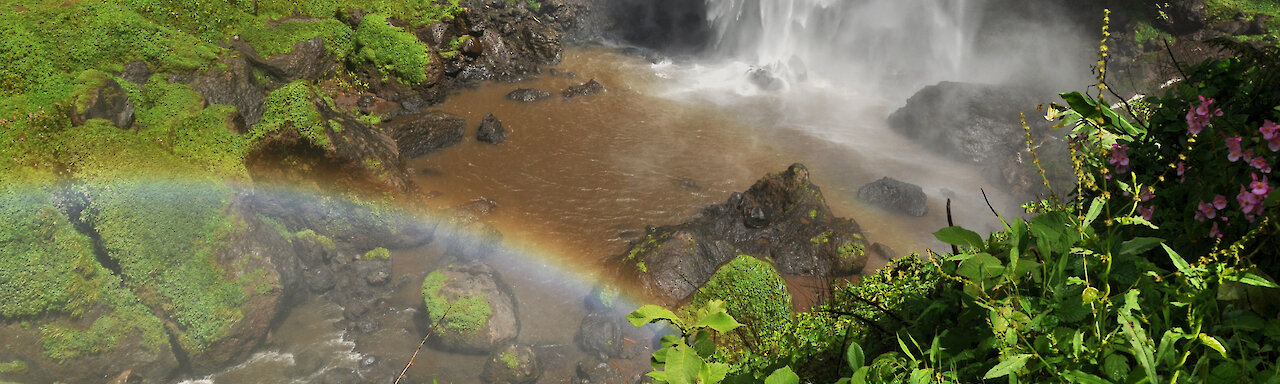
(857, 177, 928, 217)
(421, 262, 518, 354)
(576, 312, 624, 360)
(562, 79, 605, 99)
(615, 164, 869, 304)
(506, 88, 552, 102)
(477, 113, 507, 144)
(481, 344, 542, 384)
(574, 357, 625, 384)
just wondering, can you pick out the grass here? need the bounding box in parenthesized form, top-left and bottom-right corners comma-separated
(363, 247, 391, 260)
(1206, 0, 1280, 38)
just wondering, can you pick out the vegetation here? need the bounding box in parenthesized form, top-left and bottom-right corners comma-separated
(250, 80, 332, 148)
(363, 247, 391, 260)
(354, 13, 432, 85)
(680, 255, 793, 360)
(421, 270, 493, 337)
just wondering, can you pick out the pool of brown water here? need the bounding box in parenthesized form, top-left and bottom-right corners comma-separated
(183, 46, 1031, 383)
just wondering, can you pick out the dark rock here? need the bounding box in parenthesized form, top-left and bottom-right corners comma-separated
(344, 301, 370, 320)
(178, 53, 267, 127)
(857, 177, 928, 217)
(262, 36, 337, 81)
(562, 79, 605, 99)
(356, 260, 392, 286)
(870, 242, 897, 260)
(747, 67, 783, 91)
(120, 61, 153, 86)
(480, 344, 542, 384)
(477, 113, 507, 144)
(387, 112, 466, 159)
(355, 317, 380, 334)
(423, 262, 519, 354)
(574, 358, 625, 384)
(616, 164, 869, 304)
(305, 267, 336, 293)
(1166, 0, 1209, 34)
(506, 88, 552, 102)
(74, 78, 135, 128)
(576, 312, 623, 359)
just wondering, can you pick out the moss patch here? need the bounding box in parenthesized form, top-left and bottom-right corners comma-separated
(354, 13, 431, 86)
(499, 351, 520, 371)
(0, 189, 103, 318)
(680, 255, 792, 357)
(421, 270, 493, 337)
(39, 275, 170, 362)
(363, 247, 391, 260)
(251, 80, 331, 148)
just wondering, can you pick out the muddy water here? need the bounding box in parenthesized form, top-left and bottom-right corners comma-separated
(187, 47, 1031, 383)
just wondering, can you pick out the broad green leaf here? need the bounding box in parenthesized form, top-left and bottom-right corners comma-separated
(846, 341, 865, 370)
(910, 368, 934, 384)
(1163, 244, 1203, 289)
(1198, 333, 1228, 358)
(1118, 290, 1158, 382)
(692, 305, 743, 333)
(1119, 237, 1163, 257)
(662, 344, 703, 384)
(1061, 370, 1113, 384)
(646, 370, 669, 383)
(1060, 92, 1101, 118)
(1225, 272, 1280, 288)
(1102, 353, 1130, 381)
(850, 367, 870, 384)
(627, 305, 684, 329)
(691, 330, 716, 358)
(764, 366, 800, 384)
(934, 226, 985, 249)
(983, 354, 1031, 379)
(699, 362, 731, 383)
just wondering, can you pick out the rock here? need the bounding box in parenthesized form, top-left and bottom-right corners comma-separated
(573, 357, 625, 384)
(747, 67, 783, 91)
(387, 112, 466, 159)
(107, 370, 143, 384)
(120, 61, 153, 86)
(506, 88, 552, 102)
(356, 259, 392, 286)
(584, 284, 620, 312)
(422, 262, 519, 354)
(857, 177, 928, 217)
(480, 344, 542, 384)
(576, 312, 623, 359)
(616, 164, 869, 304)
(249, 192, 436, 254)
(176, 53, 267, 127)
(262, 36, 337, 81)
(562, 79, 605, 99)
(0, 308, 179, 384)
(74, 78, 135, 128)
(477, 113, 507, 144)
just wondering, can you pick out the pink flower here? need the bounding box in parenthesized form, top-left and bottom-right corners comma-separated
(1138, 205, 1154, 221)
(1250, 156, 1272, 173)
(1250, 173, 1272, 195)
(1186, 96, 1223, 136)
(1140, 186, 1155, 202)
(1196, 201, 1217, 221)
(1177, 162, 1191, 181)
(1210, 222, 1223, 239)
(1109, 143, 1130, 174)
(1213, 195, 1228, 210)
(1264, 121, 1280, 152)
(1227, 137, 1245, 162)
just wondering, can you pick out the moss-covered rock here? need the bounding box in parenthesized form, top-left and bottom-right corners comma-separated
(481, 343, 541, 384)
(679, 254, 793, 356)
(421, 262, 517, 354)
(354, 13, 431, 86)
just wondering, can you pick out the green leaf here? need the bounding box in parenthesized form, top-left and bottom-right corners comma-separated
(934, 226, 984, 249)
(983, 354, 1032, 379)
(1061, 370, 1113, 384)
(1082, 198, 1104, 227)
(662, 344, 703, 384)
(846, 341, 866, 371)
(1103, 353, 1130, 381)
(1225, 272, 1280, 288)
(627, 305, 685, 330)
(1118, 290, 1158, 382)
(1082, 286, 1101, 303)
(1198, 333, 1228, 358)
(691, 301, 743, 333)
(1163, 244, 1202, 289)
(691, 330, 716, 358)
(764, 366, 800, 384)
(1119, 237, 1163, 257)
(699, 362, 731, 383)
(1061, 92, 1101, 118)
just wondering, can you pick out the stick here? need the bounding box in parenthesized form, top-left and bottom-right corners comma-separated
(395, 304, 454, 384)
(946, 199, 959, 255)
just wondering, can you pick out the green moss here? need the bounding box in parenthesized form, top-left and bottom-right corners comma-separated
(251, 80, 332, 148)
(39, 275, 169, 362)
(421, 270, 493, 337)
(0, 360, 27, 374)
(680, 255, 792, 357)
(810, 231, 833, 244)
(636, 261, 648, 273)
(239, 18, 355, 59)
(363, 247, 391, 260)
(295, 229, 337, 250)
(499, 351, 520, 371)
(837, 242, 864, 260)
(258, 214, 292, 242)
(626, 232, 665, 261)
(0, 189, 103, 318)
(354, 13, 430, 85)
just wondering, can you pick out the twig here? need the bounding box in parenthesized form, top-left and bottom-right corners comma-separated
(395, 304, 454, 384)
(946, 199, 959, 255)
(1163, 38, 1188, 81)
(980, 189, 1000, 219)
(821, 309, 890, 335)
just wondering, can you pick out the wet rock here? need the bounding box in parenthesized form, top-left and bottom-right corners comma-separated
(584, 284, 620, 312)
(262, 36, 337, 81)
(576, 312, 624, 359)
(857, 177, 928, 217)
(356, 259, 392, 286)
(422, 262, 519, 354)
(480, 344, 542, 384)
(748, 67, 783, 91)
(562, 79, 605, 99)
(506, 88, 552, 102)
(73, 78, 135, 128)
(107, 370, 143, 384)
(250, 193, 436, 253)
(176, 53, 266, 127)
(0, 310, 179, 384)
(616, 164, 869, 304)
(477, 113, 507, 144)
(305, 267, 336, 293)
(387, 112, 466, 159)
(574, 358, 625, 384)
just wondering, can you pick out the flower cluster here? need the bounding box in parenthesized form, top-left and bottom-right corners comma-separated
(1262, 120, 1280, 152)
(1108, 143, 1130, 175)
(1185, 96, 1222, 135)
(1238, 173, 1273, 222)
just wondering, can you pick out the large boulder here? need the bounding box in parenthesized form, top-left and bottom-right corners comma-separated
(616, 164, 869, 304)
(174, 53, 267, 127)
(72, 77, 135, 128)
(421, 262, 519, 354)
(0, 303, 178, 384)
(857, 177, 928, 217)
(261, 37, 337, 82)
(387, 112, 466, 159)
(888, 82, 1070, 195)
